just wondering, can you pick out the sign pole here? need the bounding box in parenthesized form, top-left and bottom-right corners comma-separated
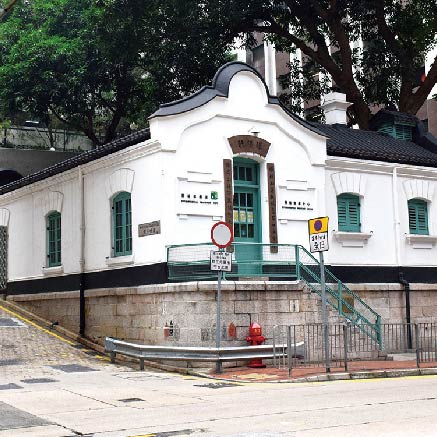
(215, 249, 223, 374)
(319, 251, 330, 373)
(210, 221, 233, 375)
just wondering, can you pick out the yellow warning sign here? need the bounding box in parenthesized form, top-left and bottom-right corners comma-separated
(308, 217, 329, 235)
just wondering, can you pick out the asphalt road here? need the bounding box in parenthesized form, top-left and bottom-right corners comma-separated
(1, 305, 437, 437)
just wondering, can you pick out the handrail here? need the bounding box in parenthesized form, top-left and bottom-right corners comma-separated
(297, 245, 378, 315)
(296, 245, 382, 346)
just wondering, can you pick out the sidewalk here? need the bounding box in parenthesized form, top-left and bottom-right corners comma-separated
(3, 299, 437, 385)
(204, 359, 437, 383)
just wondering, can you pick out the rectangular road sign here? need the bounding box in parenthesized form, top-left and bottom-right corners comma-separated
(210, 250, 232, 271)
(308, 217, 329, 253)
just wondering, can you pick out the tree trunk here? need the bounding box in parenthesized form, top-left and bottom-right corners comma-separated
(348, 97, 371, 129)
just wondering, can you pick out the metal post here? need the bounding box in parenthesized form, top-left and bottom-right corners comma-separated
(415, 323, 420, 368)
(287, 325, 292, 378)
(376, 315, 382, 349)
(215, 266, 222, 374)
(338, 282, 343, 316)
(319, 251, 330, 372)
(295, 245, 300, 281)
(343, 324, 348, 372)
(399, 272, 412, 349)
(272, 326, 277, 368)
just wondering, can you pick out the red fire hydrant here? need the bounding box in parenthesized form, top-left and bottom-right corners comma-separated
(246, 322, 266, 368)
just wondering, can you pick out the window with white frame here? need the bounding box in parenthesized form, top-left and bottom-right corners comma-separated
(112, 192, 132, 256)
(337, 193, 361, 232)
(408, 198, 429, 235)
(46, 211, 61, 267)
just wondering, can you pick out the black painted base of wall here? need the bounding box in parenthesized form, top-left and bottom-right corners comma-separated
(7, 263, 168, 296)
(328, 265, 437, 284)
(6, 263, 437, 296)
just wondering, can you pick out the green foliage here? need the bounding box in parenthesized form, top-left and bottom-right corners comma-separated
(0, 0, 234, 145)
(205, 0, 437, 127)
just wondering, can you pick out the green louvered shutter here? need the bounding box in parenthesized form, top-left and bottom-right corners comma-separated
(377, 122, 413, 141)
(337, 194, 361, 232)
(408, 199, 428, 235)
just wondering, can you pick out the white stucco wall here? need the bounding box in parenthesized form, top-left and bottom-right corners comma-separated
(3, 67, 437, 283)
(326, 159, 437, 267)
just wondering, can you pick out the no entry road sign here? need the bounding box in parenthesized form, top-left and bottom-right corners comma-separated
(211, 221, 233, 248)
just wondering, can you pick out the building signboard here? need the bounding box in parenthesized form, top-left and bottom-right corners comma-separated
(228, 135, 271, 157)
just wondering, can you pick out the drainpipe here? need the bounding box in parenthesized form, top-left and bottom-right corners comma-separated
(399, 271, 412, 349)
(394, 168, 412, 349)
(392, 167, 402, 266)
(78, 166, 86, 336)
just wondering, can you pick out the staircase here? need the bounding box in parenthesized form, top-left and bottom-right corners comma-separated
(166, 242, 382, 348)
(296, 245, 382, 348)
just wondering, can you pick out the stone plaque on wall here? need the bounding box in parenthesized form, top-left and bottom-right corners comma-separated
(228, 135, 271, 157)
(138, 220, 161, 237)
(267, 163, 278, 253)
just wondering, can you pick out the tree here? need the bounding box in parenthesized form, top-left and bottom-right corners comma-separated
(0, 0, 234, 146)
(206, 0, 437, 128)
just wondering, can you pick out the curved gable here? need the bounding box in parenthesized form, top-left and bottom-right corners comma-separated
(149, 62, 323, 135)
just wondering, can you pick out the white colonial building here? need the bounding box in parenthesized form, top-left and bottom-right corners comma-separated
(2, 62, 437, 343)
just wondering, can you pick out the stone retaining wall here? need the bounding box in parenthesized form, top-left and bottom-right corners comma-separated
(5, 281, 437, 347)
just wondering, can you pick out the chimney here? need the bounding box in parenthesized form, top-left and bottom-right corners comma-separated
(321, 92, 351, 125)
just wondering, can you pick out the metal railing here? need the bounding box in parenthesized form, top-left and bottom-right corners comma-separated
(167, 242, 297, 282)
(417, 323, 437, 364)
(106, 322, 437, 373)
(105, 337, 287, 370)
(296, 245, 382, 347)
(273, 322, 437, 376)
(273, 324, 347, 373)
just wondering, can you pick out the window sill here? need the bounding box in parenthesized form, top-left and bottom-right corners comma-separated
(42, 265, 64, 276)
(406, 234, 437, 249)
(105, 254, 134, 266)
(333, 231, 372, 247)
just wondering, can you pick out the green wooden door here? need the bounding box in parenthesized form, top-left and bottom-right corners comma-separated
(233, 159, 261, 275)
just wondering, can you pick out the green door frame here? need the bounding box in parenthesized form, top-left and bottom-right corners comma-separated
(233, 158, 262, 275)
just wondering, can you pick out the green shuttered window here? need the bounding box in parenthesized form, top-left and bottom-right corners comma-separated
(47, 211, 61, 267)
(377, 122, 413, 141)
(113, 192, 132, 257)
(337, 194, 361, 232)
(408, 199, 429, 235)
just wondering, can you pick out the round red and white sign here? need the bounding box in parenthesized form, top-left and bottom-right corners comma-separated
(211, 221, 233, 248)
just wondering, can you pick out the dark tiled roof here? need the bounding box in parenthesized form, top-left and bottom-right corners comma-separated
(312, 122, 437, 167)
(0, 128, 151, 195)
(149, 61, 324, 136)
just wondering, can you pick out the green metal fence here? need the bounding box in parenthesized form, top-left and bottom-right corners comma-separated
(166, 242, 382, 347)
(167, 242, 298, 281)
